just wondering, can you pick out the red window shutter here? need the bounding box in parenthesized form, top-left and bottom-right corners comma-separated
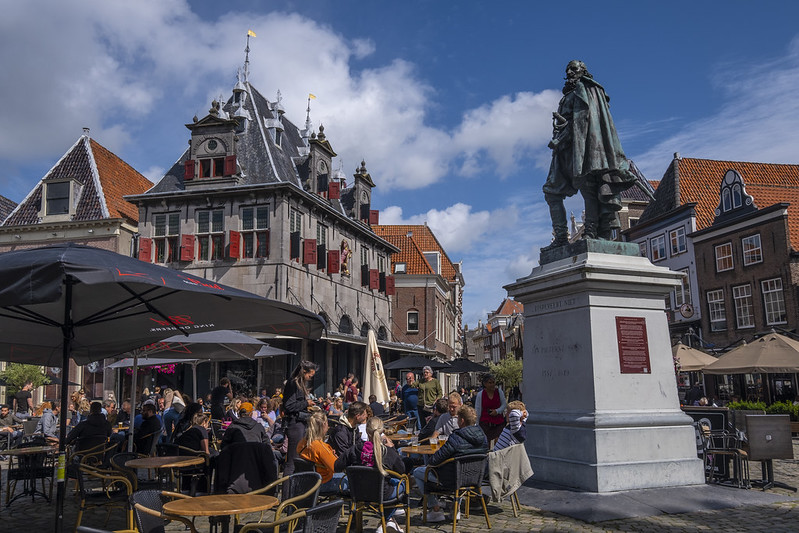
(369, 210, 379, 225)
(328, 181, 341, 200)
(328, 250, 340, 274)
(303, 239, 317, 265)
(229, 230, 241, 259)
(184, 160, 195, 181)
(224, 155, 237, 176)
(386, 275, 396, 296)
(180, 234, 195, 261)
(369, 269, 379, 290)
(138, 238, 153, 263)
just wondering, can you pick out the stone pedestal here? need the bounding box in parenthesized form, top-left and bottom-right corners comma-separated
(505, 244, 704, 492)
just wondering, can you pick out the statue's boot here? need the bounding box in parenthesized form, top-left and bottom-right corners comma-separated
(543, 195, 570, 249)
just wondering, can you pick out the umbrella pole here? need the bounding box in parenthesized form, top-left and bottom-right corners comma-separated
(54, 275, 74, 533)
(128, 352, 138, 453)
(193, 362, 198, 401)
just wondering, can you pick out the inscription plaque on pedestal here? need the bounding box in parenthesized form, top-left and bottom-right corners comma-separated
(616, 316, 650, 374)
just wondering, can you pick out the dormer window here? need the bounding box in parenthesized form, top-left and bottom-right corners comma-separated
(423, 251, 440, 274)
(394, 263, 407, 274)
(716, 169, 754, 217)
(200, 158, 225, 178)
(46, 181, 71, 215)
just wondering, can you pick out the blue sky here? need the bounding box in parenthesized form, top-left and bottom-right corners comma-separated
(2, 1, 799, 328)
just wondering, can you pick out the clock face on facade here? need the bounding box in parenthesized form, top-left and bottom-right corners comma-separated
(318, 161, 327, 173)
(679, 303, 695, 319)
(207, 139, 218, 151)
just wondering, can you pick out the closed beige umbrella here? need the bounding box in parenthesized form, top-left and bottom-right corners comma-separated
(703, 332, 799, 374)
(673, 342, 717, 372)
(363, 328, 390, 406)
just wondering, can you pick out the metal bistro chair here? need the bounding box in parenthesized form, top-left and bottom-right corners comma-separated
(110, 452, 164, 492)
(247, 472, 322, 525)
(345, 466, 410, 533)
(130, 489, 198, 533)
(422, 454, 491, 533)
(239, 499, 344, 533)
(697, 422, 750, 489)
(75, 463, 134, 531)
(5, 440, 56, 505)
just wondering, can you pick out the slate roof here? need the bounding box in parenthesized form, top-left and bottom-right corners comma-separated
(372, 225, 459, 281)
(641, 157, 799, 250)
(3, 136, 152, 226)
(621, 180, 660, 202)
(0, 195, 17, 221)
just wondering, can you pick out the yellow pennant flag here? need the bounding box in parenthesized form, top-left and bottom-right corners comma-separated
(247, 29, 257, 37)
(308, 93, 317, 99)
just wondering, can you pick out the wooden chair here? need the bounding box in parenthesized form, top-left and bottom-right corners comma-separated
(248, 472, 321, 526)
(345, 466, 410, 533)
(421, 454, 491, 533)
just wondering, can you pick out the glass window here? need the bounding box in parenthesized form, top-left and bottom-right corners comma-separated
(316, 223, 327, 247)
(707, 289, 726, 332)
(715, 243, 734, 272)
(638, 242, 647, 258)
(762, 278, 787, 325)
(241, 206, 269, 258)
(733, 284, 754, 329)
(424, 251, 441, 273)
(650, 235, 666, 261)
(395, 263, 406, 274)
(153, 213, 180, 263)
(742, 234, 762, 266)
(669, 227, 687, 255)
(722, 188, 731, 212)
(289, 208, 302, 235)
(361, 246, 369, 266)
(407, 311, 419, 332)
(46, 181, 70, 215)
(378, 254, 386, 273)
(200, 157, 225, 178)
(674, 268, 691, 308)
(732, 184, 742, 208)
(197, 209, 224, 260)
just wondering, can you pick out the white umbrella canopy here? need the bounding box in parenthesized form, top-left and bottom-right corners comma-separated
(672, 342, 718, 372)
(703, 332, 799, 374)
(363, 329, 390, 406)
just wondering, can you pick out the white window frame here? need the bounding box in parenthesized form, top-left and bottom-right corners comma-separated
(650, 235, 666, 261)
(732, 284, 754, 329)
(197, 208, 225, 261)
(407, 310, 419, 332)
(762, 278, 787, 325)
(674, 268, 691, 308)
(669, 227, 687, 255)
(316, 223, 327, 248)
(241, 205, 269, 258)
(394, 262, 407, 274)
(153, 213, 180, 263)
(715, 242, 734, 272)
(742, 234, 762, 266)
(424, 251, 441, 273)
(707, 289, 726, 332)
(361, 245, 369, 266)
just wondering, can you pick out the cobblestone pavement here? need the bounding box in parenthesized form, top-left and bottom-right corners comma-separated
(3, 443, 799, 532)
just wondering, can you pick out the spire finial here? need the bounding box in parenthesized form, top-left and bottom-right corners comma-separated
(244, 30, 256, 81)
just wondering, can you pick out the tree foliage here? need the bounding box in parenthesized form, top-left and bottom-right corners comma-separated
(488, 357, 523, 391)
(0, 363, 50, 394)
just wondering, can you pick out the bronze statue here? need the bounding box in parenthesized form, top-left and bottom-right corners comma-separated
(543, 60, 640, 247)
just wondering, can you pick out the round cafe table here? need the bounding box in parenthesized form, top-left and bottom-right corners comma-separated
(126, 455, 205, 492)
(399, 444, 438, 456)
(163, 493, 279, 517)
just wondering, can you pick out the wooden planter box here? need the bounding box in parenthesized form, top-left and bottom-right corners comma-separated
(791, 421, 799, 435)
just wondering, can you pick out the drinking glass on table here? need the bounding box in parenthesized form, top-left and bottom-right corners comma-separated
(411, 436, 419, 449)
(429, 436, 438, 450)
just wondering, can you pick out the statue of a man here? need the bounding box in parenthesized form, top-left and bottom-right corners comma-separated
(543, 60, 638, 247)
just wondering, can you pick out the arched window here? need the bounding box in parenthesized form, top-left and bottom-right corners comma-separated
(318, 312, 330, 329)
(377, 326, 388, 341)
(360, 322, 370, 337)
(722, 188, 731, 212)
(732, 184, 742, 208)
(339, 315, 353, 335)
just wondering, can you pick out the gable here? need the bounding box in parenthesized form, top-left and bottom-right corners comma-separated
(373, 225, 458, 280)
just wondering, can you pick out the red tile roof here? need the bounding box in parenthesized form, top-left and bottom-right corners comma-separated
(644, 157, 799, 249)
(373, 225, 458, 280)
(494, 298, 523, 316)
(90, 139, 153, 222)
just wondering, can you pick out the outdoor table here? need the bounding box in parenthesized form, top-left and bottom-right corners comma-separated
(162, 493, 279, 517)
(126, 455, 205, 491)
(5, 445, 57, 506)
(385, 432, 413, 442)
(399, 444, 438, 456)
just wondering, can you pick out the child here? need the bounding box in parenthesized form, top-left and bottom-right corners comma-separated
(493, 400, 528, 451)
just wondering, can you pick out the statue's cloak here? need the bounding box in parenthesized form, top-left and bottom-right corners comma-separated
(569, 78, 636, 191)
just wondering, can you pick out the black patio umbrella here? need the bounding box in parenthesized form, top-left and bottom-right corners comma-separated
(46, 375, 80, 386)
(0, 243, 325, 532)
(440, 358, 490, 373)
(383, 354, 451, 371)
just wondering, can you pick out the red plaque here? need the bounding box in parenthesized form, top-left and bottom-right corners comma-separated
(616, 316, 651, 374)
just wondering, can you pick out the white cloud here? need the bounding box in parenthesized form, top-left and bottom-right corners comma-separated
(381, 203, 492, 253)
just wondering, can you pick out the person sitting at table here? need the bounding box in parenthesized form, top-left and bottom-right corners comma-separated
(134, 401, 162, 454)
(116, 400, 132, 426)
(35, 401, 61, 443)
(419, 398, 448, 442)
(328, 401, 368, 457)
(253, 398, 276, 435)
(335, 416, 406, 533)
(162, 391, 185, 442)
(369, 394, 386, 417)
(412, 405, 488, 522)
(64, 401, 111, 451)
(176, 411, 212, 455)
(171, 402, 203, 444)
(297, 410, 347, 493)
(221, 406, 268, 448)
(431, 392, 463, 440)
(224, 397, 242, 422)
(0, 403, 25, 449)
(493, 400, 528, 451)
(328, 395, 344, 417)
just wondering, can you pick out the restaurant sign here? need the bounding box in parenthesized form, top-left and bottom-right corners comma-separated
(615, 316, 651, 374)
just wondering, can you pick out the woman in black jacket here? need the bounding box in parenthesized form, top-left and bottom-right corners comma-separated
(281, 360, 318, 475)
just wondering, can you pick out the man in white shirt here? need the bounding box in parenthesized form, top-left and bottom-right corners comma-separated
(432, 392, 463, 438)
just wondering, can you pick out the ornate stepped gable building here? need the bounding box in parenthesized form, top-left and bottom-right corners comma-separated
(0, 132, 154, 401)
(625, 155, 799, 355)
(126, 70, 403, 396)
